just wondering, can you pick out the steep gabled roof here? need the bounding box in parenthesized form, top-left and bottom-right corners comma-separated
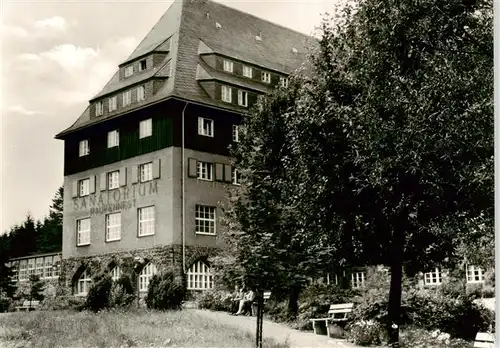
(56, 0, 317, 139)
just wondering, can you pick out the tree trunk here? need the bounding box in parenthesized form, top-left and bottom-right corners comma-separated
(287, 285, 301, 318)
(387, 227, 405, 347)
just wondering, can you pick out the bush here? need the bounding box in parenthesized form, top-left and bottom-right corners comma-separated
(405, 289, 495, 340)
(345, 320, 386, 346)
(295, 282, 356, 330)
(400, 327, 472, 348)
(145, 271, 186, 310)
(41, 295, 86, 311)
(0, 297, 11, 312)
(196, 289, 233, 311)
(85, 273, 113, 312)
(109, 275, 136, 309)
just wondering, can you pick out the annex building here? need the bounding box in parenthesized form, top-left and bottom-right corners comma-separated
(54, 0, 314, 297)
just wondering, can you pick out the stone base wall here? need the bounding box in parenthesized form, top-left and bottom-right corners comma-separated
(58, 244, 220, 295)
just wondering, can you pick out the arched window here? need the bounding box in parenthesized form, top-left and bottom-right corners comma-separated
(138, 263, 157, 292)
(187, 260, 213, 290)
(75, 269, 91, 296)
(110, 266, 121, 282)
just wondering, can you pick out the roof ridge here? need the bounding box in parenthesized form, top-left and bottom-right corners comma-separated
(208, 0, 314, 39)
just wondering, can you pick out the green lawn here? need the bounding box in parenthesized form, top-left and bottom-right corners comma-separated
(0, 309, 289, 348)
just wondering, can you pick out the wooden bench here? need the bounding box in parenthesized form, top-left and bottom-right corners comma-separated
(310, 303, 354, 337)
(15, 300, 40, 312)
(474, 332, 495, 348)
(250, 291, 271, 316)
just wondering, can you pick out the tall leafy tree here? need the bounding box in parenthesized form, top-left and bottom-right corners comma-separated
(286, 0, 493, 344)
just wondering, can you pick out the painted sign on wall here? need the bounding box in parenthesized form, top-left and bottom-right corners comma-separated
(72, 180, 158, 215)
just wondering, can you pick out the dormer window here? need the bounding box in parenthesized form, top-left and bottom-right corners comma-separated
(221, 85, 232, 103)
(137, 85, 146, 101)
(223, 59, 233, 73)
(139, 60, 147, 72)
(96, 101, 104, 116)
(280, 77, 289, 88)
(124, 65, 134, 78)
(122, 90, 132, 107)
(261, 72, 271, 84)
(243, 65, 253, 78)
(109, 96, 117, 112)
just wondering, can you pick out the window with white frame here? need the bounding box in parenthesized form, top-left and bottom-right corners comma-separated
(197, 161, 213, 181)
(109, 96, 117, 112)
(195, 205, 216, 235)
(424, 268, 442, 285)
(44, 256, 53, 278)
(75, 270, 91, 296)
(261, 71, 271, 83)
(107, 130, 119, 148)
(79, 178, 90, 197)
(221, 85, 232, 103)
(96, 101, 104, 116)
(123, 90, 132, 106)
(232, 125, 239, 142)
(243, 65, 253, 78)
(280, 76, 289, 88)
(105, 212, 121, 242)
(138, 206, 155, 236)
(35, 258, 43, 277)
(139, 263, 157, 292)
(137, 85, 146, 101)
(53, 256, 60, 277)
(110, 266, 121, 282)
(139, 118, 152, 138)
(19, 260, 27, 281)
(140, 162, 153, 182)
(124, 65, 134, 77)
(466, 265, 485, 283)
(238, 90, 248, 107)
(351, 271, 365, 288)
(231, 168, 240, 185)
(77, 218, 91, 246)
(108, 171, 120, 190)
(79, 140, 89, 157)
(198, 117, 214, 137)
(223, 59, 233, 73)
(27, 259, 35, 277)
(187, 261, 213, 290)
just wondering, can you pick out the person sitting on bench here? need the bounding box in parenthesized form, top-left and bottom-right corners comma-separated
(231, 285, 244, 314)
(235, 289, 255, 315)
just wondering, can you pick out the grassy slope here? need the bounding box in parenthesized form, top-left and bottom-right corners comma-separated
(0, 309, 288, 348)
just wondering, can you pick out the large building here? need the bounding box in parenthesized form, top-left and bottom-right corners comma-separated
(54, 0, 315, 297)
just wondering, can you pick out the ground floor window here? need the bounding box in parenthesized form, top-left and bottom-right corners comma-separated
(110, 266, 122, 282)
(424, 268, 442, 286)
(351, 271, 366, 288)
(139, 263, 157, 292)
(187, 261, 213, 290)
(466, 265, 485, 283)
(75, 270, 92, 296)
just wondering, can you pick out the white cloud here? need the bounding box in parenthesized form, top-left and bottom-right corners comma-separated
(39, 44, 98, 70)
(3, 25, 29, 39)
(34, 16, 67, 31)
(4, 105, 41, 115)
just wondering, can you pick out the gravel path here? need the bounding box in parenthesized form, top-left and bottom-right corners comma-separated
(193, 309, 359, 348)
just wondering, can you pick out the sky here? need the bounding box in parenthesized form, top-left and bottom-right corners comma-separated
(1, 0, 343, 234)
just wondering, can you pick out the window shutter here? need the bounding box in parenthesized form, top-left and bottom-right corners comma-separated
(131, 165, 138, 184)
(215, 163, 224, 181)
(197, 117, 203, 134)
(224, 165, 232, 182)
(89, 175, 96, 194)
(72, 180, 78, 198)
(188, 158, 197, 178)
(153, 159, 161, 179)
(100, 173, 107, 191)
(120, 167, 127, 186)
